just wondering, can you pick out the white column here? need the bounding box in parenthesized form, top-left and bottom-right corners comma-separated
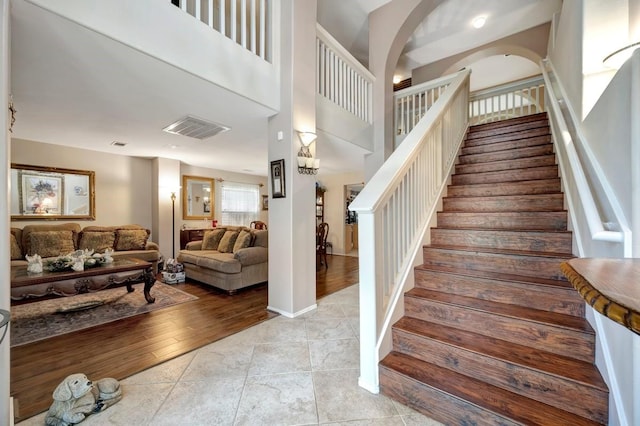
(266, 0, 317, 317)
(0, 1, 11, 423)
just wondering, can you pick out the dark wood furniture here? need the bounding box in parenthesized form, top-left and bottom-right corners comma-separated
(11, 258, 156, 303)
(250, 220, 268, 230)
(316, 222, 329, 269)
(316, 187, 325, 225)
(180, 228, 208, 249)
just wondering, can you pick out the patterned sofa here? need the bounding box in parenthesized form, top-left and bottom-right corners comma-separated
(10, 223, 161, 273)
(177, 226, 268, 294)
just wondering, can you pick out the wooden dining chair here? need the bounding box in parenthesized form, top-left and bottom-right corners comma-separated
(316, 222, 329, 269)
(250, 220, 268, 230)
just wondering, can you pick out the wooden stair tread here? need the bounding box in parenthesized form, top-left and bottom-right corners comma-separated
(394, 317, 607, 390)
(406, 288, 594, 334)
(447, 178, 561, 195)
(451, 165, 559, 184)
(455, 154, 557, 173)
(467, 120, 550, 140)
(381, 352, 603, 426)
(461, 134, 552, 155)
(414, 264, 573, 289)
(463, 128, 551, 147)
(468, 112, 548, 132)
(458, 144, 554, 164)
(425, 243, 574, 260)
(443, 192, 563, 202)
(435, 226, 571, 234)
(437, 211, 568, 231)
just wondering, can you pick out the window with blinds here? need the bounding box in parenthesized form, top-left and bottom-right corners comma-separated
(220, 181, 260, 226)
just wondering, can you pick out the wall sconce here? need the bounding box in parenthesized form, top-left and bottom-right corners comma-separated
(603, 41, 640, 69)
(297, 131, 319, 175)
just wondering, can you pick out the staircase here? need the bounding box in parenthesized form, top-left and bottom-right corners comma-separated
(379, 113, 609, 425)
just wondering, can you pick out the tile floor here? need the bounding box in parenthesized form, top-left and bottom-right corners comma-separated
(18, 284, 443, 425)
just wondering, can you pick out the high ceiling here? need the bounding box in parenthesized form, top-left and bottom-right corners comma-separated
(10, 0, 561, 177)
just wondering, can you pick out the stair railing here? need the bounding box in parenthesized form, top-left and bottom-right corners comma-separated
(394, 73, 453, 143)
(469, 75, 546, 125)
(316, 24, 374, 123)
(349, 69, 470, 393)
(172, 0, 271, 62)
(541, 60, 628, 250)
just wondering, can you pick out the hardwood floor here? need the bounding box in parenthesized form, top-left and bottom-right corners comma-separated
(11, 254, 359, 422)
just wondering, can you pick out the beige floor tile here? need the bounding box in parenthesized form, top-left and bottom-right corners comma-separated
(247, 341, 311, 376)
(151, 376, 245, 425)
(306, 318, 356, 340)
(313, 369, 399, 424)
(309, 338, 359, 370)
(179, 344, 254, 381)
(234, 372, 317, 426)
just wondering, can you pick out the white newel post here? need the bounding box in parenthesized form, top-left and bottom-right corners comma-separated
(266, 0, 317, 317)
(0, 1, 11, 423)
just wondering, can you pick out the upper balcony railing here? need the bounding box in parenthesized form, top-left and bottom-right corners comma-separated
(316, 24, 374, 123)
(469, 75, 546, 125)
(173, 0, 271, 62)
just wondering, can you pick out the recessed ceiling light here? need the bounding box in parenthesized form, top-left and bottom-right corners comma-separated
(165, 144, 179, 149)
(111, 141, 127, 147)
(393, 75, 402, 84)
(472, 15, 487, 29)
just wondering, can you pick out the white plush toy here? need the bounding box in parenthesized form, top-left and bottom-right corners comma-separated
(25, 254, 43, 274)
(103, 248, 114, 263)
(45, 373, 122, 426)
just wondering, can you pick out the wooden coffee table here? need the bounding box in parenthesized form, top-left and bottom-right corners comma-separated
(11, 258, 156, 303)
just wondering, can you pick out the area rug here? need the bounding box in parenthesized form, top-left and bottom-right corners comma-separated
(10, 282, 198, 347)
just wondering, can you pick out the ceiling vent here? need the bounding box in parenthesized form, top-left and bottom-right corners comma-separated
(163, 115, 231, 140)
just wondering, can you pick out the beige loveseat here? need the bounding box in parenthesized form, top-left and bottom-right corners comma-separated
(177, 226, 268, 294)
(10, 223, 161, 273)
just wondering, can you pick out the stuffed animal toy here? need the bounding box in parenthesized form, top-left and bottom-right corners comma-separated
(45, 373, 122, 426)
(25, 254, 43, 274)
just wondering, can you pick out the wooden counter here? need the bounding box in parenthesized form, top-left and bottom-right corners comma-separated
(561, 258, 640, 335)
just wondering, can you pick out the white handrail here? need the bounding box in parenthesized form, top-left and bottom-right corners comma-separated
(350, 69, 470, 393)
(316, 24, 374, 123)
(173, 0, 271, 62)
(541, 61, 625, 245)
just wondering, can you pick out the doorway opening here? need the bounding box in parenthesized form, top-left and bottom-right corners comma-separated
(344, 183, 363, 257)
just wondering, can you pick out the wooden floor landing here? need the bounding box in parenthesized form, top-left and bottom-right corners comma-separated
(11, 254, 359, 422)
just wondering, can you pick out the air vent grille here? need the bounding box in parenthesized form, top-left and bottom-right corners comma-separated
(163, 115, 230, 140)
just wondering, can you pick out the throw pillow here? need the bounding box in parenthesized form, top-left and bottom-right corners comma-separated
(10, 234, 22, 260)
(201, 228, 227, 250)
(78, 231, 116, 253)
(217, 230, 239, 253)
(233, 229, 254, 253)
(114, 229, 150, 251)
(29, 231, 75, 258)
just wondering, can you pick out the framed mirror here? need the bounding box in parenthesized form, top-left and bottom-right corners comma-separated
(11, 163, 96, 220)
(182, 175, 214, 220)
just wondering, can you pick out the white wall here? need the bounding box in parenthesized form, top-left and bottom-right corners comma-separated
(549, 0, 584, 119)
(11, 139, 153, 230)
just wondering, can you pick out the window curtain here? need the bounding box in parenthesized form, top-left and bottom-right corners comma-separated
(220, 181, 260, 226)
